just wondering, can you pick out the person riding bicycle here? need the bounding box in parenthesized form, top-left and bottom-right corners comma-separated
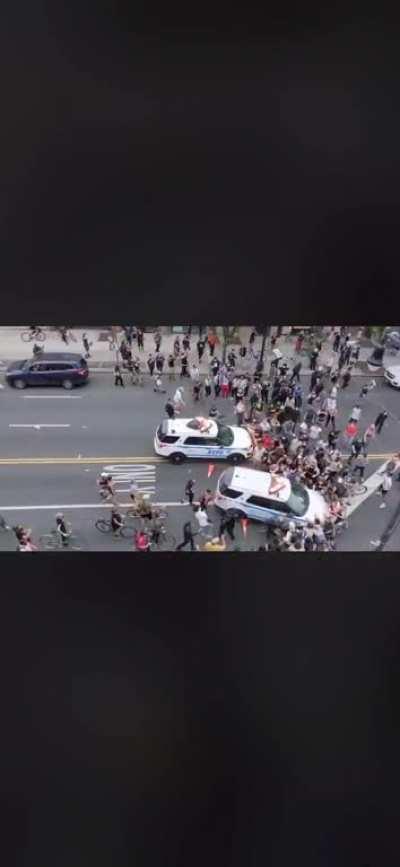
(97, 473, 115, 500)
(135, 528, 151, 552)
(55, 513, 71, 547)
(149, 509, 164, 545)
(110, 507, 124, 538)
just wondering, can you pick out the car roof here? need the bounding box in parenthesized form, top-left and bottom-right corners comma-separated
(162, 418, 219, 437)
(30, 353, 84, 362)
(225, 467, 293, 503)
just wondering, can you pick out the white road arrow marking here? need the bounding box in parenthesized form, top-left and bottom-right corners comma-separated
(103, 463, 157, 496)
(9, 424, 71, 429)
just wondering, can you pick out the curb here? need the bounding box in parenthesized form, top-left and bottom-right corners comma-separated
(0, 361, 385, 378)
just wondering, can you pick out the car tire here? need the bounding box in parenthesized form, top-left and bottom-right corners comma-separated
(170, 453, 186, 465)
(62, 379, 74, 390)
(229, 453, 245, 465)
(14, 379, 26, 389)
(226, 509, 247, 521)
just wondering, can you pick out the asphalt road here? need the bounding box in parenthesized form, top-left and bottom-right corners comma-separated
(0, 372, 399, 551)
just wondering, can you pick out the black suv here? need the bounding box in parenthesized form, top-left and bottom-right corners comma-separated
(6, 353, 90, 390)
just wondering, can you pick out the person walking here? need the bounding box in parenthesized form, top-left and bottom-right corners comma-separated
(354, 452, 367, 482)
(333, 331, 341, 353)
(349, 404, 362, 424)
(377, 470, 392, 508)
(114, 364, 124, 387)
(154, 330, 162, 352)
(184, 479, 195, 506)
(374, 410, 388, 434)
(82, 332, 91, 359)
(197, 336, 206, 362)
(180, 352, 189, 378)
(324, 397, 337, 430)
(290, 361, 302, 383)
(182, 332, 191, 352)
(176, 520, 198, 551)
(193, 505, 213, 538)
(309, 348, 319, 371)
(204, 374, 212, 398)
(173, 386, 185, 414)
(235, 398, 246, 426)
(219, 514, 236, 542)
(341, 368, 352, 389)
(147, 354, 155, 376)
(173, 336, 181, 357)
(207, 331, 217, 357)
(165, 397, 175, 419)
(155, 352, 165, 374)
(137, 328, 144, 351)
(167, 353, 176, 380)
(220, 371, 230, 399)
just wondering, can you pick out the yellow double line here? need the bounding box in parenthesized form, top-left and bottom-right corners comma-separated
(0, 456, 165, 466)
(0, 453, 394, 466)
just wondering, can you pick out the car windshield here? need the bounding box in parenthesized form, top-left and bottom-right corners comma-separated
(286, 481, 310, 517)
(216, 424, 234, 446)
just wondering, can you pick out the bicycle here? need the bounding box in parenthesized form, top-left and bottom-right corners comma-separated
(21, 328, 46, 343)
(95, 518, 133, 539)
(149, 527, 176, 551)
(39, 529, 82, 550)
(344, 478, 368, 498)
(130, 371, 144, 386)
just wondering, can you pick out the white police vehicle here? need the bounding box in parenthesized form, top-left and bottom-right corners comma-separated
(154, 417, 253, 464)
(384, 365, 400, 389)
(215, 466, 329, 527)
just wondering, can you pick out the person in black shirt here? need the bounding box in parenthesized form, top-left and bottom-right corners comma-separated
(165, 397, 175, 419)
(147, 354, 155, 376)
(114, 364, 124, 387)
(176, 521, 197, 551)
(137, 328, 144, 351)
(167, 354, 176, 380)
(219, 514, 235, 541)
(197, 338, 206, 361)
(56, 513, 71, 547)
(185, 479, 195, 506)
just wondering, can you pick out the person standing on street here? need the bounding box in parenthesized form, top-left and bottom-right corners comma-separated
(235, 398, 246, 426)
(137, 328, 144, 351)
(167, 353, 175, 380)
(374, 410, 388, 434)
(197, 336, 206, 362)
(349, 404, 362, 424)
(114, 364, 124, 387)
(147, 353, 155, 376)
(309, 348, 319, 371)
(377, 470, 392, 508)
(354, 452, 367, 482)
(341, 368, 352, 389)
(219, 514, 236, 542)
(82, 333, 91, 359)
(154, 330, 162, 352)
(180, 352, 189, 378)
(155, 352, 165, 374)
(173, 386, 185, 414)
(165, 397, 175, 419)
(207, 331, 217, 357)
(290, 361, 302, 383)
(193, 505, 213, 538)
(182, 332, 191, 352)
(173, 336, 181, 357)
(185, 479, 195, 506)
(204, 374, 212, 398)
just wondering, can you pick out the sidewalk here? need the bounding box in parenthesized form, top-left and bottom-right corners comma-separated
(0, 326, 378, 376)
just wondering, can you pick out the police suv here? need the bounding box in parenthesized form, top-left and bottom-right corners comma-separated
(154, 417, 253, 464)
(215, 466, 329, 527)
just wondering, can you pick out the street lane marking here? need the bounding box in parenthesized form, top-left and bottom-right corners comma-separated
(21, 395, 82, 399)
(346, 461, 390, 517)
(0, 502, 185, 512)
(103, 463, 157, 496)
(0, 456, 164, 465)
(9, 424, 71, 430)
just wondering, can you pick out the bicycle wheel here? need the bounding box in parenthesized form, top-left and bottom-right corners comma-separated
(120, 524, 136, 539)
(153, 532, 176, 550)
(39, 534, 59, 550)
(36, 331, 46, 342)
(21, 331, 32, 342)
(95, 519, 112, 534)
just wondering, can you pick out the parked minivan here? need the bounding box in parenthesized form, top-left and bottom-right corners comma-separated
(215, 466, 329, 527)
(6, 353, 89, 390)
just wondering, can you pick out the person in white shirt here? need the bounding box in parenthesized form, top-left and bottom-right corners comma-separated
(194, 506, 213, 536)
(349, 404, 362, 423)
(309, 423, 322, 442)
(173, 386, 185, 413)
(378, 471, 392, 508)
